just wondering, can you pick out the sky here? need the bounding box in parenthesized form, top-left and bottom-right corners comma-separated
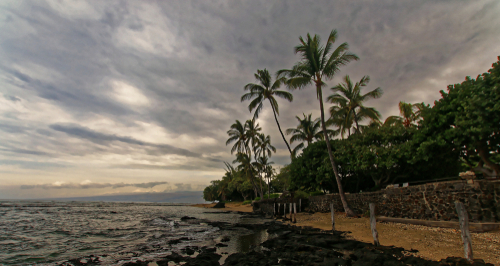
(0, 0, 499, 200)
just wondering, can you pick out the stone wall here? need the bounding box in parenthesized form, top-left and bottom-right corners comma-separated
(252, 198, 307, 216)
(306, 180, 500, 223)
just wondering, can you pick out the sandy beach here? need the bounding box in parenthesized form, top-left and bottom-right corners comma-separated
(194, 202, 500, 265)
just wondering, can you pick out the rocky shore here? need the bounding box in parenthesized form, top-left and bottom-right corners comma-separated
(58, 212, 495, 266)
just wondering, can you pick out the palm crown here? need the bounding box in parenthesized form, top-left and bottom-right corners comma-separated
(286, 113, 330, 156)
(241, 69, 294, 156)
(328, 75, 382, 134)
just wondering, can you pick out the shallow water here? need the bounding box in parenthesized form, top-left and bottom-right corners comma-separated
(0, 201, 272, 265)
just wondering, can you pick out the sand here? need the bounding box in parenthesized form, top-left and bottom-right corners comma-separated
(192, 203, 500, 265)
(283, 212, 500, 265)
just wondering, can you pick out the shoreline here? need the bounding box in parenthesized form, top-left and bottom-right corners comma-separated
(193, 202, 499, 265)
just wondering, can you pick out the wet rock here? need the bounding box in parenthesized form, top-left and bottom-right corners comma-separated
(220, 236, 230, 242)
(213, 202, 226, 208)
(181, 216, 197, 220)
(215, 243, 228, 247)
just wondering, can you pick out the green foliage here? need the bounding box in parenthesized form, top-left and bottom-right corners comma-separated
(309, 191, 325, 196)
(262, 193, 280, 199)
(418, 57, 500, 177)
(254, 197, 261, 201)
(294, 190, 310, 199)
(242, 200, 252, 205)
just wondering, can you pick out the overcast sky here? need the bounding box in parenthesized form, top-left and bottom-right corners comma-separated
(1, 0, 499, 199)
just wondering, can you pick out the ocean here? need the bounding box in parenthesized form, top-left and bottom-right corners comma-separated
(0, 201, 272, 265)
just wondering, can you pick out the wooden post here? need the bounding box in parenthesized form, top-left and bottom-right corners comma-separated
(289, 202, 292, 220)
(299, 199, 301, 212)
(273, 203, 276, 218)
(330, 202, 335, 231)
(455, 202, 473, 261)
(369, 203, 380, 246)
(284, 203, 286, 219)
(293, 203, 297, 223)
(278, 203, 280, 216)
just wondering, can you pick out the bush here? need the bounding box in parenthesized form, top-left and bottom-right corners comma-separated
(309, 191, 325, 196)
(262, 193, 280, 199)
(242, 200, 252, 205)
(254, 197, 261, 201)
(294, 190, 309, 199)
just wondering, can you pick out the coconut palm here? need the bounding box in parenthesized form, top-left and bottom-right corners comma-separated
(233, 152, 261, 198)
(328, 101, 355, 139)
(328, 75, 382, 133)
(241, 69, 294, 156)
(244, 119, 262, 157)
(277, 29, 358, 216)
(226, 120, 248, 155)
(254, 156, 274, 199)
(286, 113, 330, 156)
(384, 101, 427, 128)
(254, 133, 276, 160)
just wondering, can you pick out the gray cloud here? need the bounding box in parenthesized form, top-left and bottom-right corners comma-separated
(20, 181, 168, 190)
(49, 123, 201, 158)
(3, 95, 21, 102)
(175, 183, 192, 191)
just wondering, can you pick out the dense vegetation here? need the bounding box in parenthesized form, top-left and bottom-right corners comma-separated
(203, 28, 500, 213)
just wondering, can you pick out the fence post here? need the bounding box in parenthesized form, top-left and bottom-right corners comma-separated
(455, 202, 473, 261)
(273, 203, 276, 218)
(284, 203, 287, 219)
(289, 203, 292, 221)
(293, 203, 297, 223)
(369, 203, 380, 246)
(330, 202, 335, 231)
(299, 199, 301, 212)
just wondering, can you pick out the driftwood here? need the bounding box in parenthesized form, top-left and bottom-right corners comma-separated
(369, 203, 380, 246)
(455, 202, 473, 261)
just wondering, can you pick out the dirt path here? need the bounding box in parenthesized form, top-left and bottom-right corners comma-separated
(283, 212, 500, 265)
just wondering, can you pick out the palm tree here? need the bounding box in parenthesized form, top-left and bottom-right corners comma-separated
(277, 29, 358, 216)
(226, 120, 248, 155)
(254, 133, 276, 160)
(384, 101, 427, 128)
(286, 113, 329, 156)
(244, 119, 262, 157)
(254, 156, 274, 199)
(328, 101, 355, 139)
(328, 75, 382, 133)
(242, 69, 294, 156)
(233, 152, 261, 198)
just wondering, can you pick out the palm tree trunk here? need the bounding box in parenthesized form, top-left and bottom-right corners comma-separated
(269, 99, 293, 156)
(317, 83, 356, 217)
(353, 110, 360, 133)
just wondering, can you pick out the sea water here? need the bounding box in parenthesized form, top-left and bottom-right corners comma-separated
(0, 201, 272, 265)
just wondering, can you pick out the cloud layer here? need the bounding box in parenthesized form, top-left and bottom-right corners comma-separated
(0, 0, 499, 199)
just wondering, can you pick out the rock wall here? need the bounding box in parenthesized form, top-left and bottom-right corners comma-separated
(252, 198, 308, 216)
(306, 180, 500, 223)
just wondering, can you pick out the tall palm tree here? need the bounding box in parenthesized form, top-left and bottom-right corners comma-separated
(384, 101, 427, 128)
(286, 113, 329, 156)
(254, 133, 276, 160)
(277, 29, 358, 216)
(241, 69, 294, 156)
(254, 156, 274, 199)
(226, 120, 248, 155)
(328, 75, 382, 133)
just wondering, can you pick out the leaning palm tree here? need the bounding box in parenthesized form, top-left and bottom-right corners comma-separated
(286, 113, 329, 156)
(242, 69, 294, 156)
(277, 29, 358, 216)
(328, 75, 382, 133)
(226, 120, 248, 154)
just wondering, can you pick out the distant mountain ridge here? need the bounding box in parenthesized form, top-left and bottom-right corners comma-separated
(40, 191, 206, 203)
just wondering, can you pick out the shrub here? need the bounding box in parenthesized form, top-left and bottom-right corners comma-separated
(294, 190, 309, 199)
(254, 197, 261, 201)
(262, 193, 280, 199)
(310, 191, 325, 196)
(242, 200, 252, 205)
